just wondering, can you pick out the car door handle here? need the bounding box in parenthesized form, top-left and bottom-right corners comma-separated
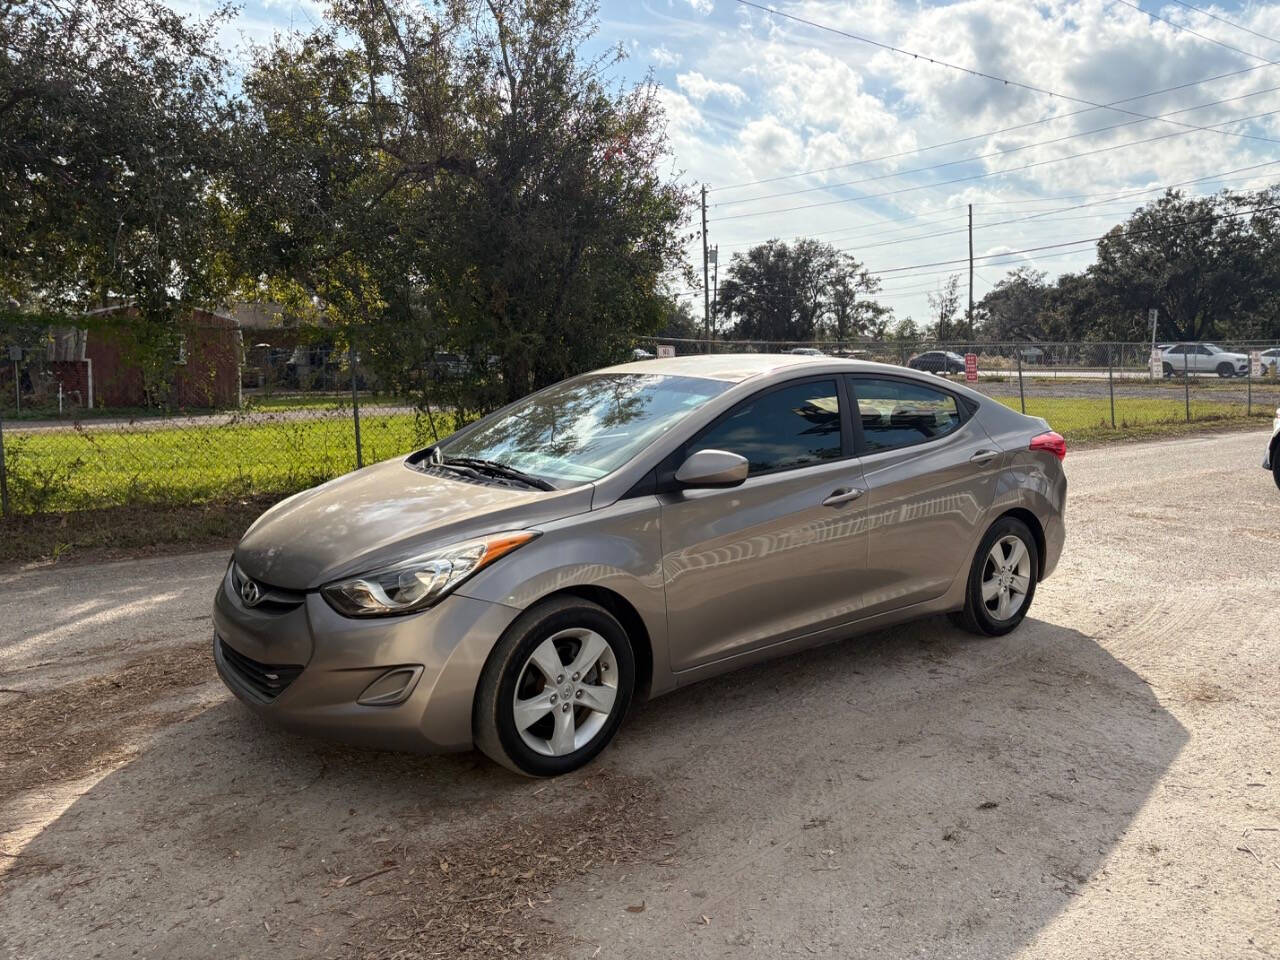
(822, 487, 865, 507)
(969, 449, 1000, 465)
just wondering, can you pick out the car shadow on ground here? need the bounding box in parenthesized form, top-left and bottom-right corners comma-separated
(1, 614, 1184, 960)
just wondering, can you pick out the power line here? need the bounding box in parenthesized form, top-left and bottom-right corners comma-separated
(834, 163, 1280, 254)
(710, 61, 1279, 194)
(864, 201, 1280, 276)
(1165, 0, 1280, 49)
(1111, 0, 1274, 61)
(733, 1, 1280, 148)
(709, 108, 1280, 223)
(712, 84, 1280, 209)
(718, 164, 1280, 255)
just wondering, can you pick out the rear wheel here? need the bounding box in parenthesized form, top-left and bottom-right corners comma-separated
(473, 597, 635, 777)
(951, 517, 1039, 636)
(1162, 362, 1174, 378)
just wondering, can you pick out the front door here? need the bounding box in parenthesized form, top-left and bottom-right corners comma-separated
(659, 377, 869, 672)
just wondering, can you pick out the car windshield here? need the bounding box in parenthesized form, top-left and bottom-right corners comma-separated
(437, 373, 732, 486)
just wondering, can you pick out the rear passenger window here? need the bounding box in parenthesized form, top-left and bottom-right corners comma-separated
(853, 378, 963, 452)
(696, 379, 842, 475)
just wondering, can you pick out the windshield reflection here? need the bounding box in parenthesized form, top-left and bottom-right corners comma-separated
(439, 373, 731, 485)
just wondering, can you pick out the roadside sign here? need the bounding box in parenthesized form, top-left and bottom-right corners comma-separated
(1250, 349, 1263, 378)
(964, 353, 977, 382)
(1150, 348, 1163, 378)
(656, 344, 676, 358)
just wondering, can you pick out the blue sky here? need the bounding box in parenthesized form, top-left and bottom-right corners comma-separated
(188, 0, 1280, 326)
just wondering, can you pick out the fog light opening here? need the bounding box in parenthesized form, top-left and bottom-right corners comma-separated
(357, 666, 424, 707)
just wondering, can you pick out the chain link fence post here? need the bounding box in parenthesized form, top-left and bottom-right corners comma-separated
(1184, 350, 1190, 422)
(349, 341, 364, 469)
(1108, 344, 1116, 428)
(1017, 350, 1025, 415)
(1247, 353, 1253, 417)
(0, 413, 9, 517)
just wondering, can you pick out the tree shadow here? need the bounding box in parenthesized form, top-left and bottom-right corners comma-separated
(0, 615, 1183, 960)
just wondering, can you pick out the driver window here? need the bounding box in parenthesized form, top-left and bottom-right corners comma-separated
(695, 380, 843, 475)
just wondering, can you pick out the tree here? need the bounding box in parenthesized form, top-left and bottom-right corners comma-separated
(232, 0, 691, 415)
(976, 268, 1051, 341)
(1, 0, 239, 402)
(926, 275, 963, 341)
(719, 238, 880, 342)
(1088, 188, 1279, 342)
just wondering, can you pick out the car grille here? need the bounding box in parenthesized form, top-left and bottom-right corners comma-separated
(218, 637, 303, 701)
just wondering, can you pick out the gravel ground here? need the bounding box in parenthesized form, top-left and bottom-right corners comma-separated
(1, 429, 1277, 959)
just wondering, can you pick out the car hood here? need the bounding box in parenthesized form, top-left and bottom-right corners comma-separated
(234, 457, 593, 590)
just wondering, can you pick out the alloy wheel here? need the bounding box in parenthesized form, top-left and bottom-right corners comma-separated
(981, 535, 1032, 621)
(511, 627, 619, 757)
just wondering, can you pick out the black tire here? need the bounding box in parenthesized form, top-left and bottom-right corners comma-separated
(1162, 362, 1174, 378)
(1273, 444, 1280, 492)
(1217, 362, 1234, 378)
(951, 516, 1040, 637)
(473, 596, 635, 777)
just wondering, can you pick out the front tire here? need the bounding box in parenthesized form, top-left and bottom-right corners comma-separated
(473, 596, 635, 777)
(1162, 362, 1174, 378)
(951, 517, 1039, 636)
(1273, 446, 1280, 492)
(1217, 362, 1234, 378)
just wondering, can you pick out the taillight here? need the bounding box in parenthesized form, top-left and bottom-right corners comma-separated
(1030, 430, 1066, 460)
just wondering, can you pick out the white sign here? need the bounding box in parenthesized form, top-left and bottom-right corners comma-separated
(1251, 349, 1263, 378)
(1150, 347, 1163, 379)
(656, 344, 676, 358)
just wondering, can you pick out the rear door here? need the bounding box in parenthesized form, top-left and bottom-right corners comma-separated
(848, 375, 1001, 616)
(659, 377, 870, 672)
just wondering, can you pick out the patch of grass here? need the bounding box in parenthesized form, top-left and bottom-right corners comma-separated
(996, 395, 1273, 443)
(0, 496, 277, 567)
(3, 408, 453, 514)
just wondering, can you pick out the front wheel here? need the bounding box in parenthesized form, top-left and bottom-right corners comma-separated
(1217, 362, 1234, 378)
(951, 517, 1039, 636)
(1273, 448, 1280, 492)
(1162, 362, 1174, 378)
(473, 597, 635, 777)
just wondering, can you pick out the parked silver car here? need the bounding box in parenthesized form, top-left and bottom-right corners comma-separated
(1160, 342, 1249, 377)
(214, 355, 1067, 776)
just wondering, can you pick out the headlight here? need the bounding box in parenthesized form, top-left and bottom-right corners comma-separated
(320, 531, 538, 617)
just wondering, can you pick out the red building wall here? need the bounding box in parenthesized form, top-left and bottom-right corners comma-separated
(85, 308, 241, 409)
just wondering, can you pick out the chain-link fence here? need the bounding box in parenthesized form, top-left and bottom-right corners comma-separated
(2, 338, 1278, 517)
(0, 396, 451, 516)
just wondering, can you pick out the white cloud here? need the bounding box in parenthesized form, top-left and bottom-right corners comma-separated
(677, 70, 749, 105)
(651, 44, 682, 68)
(683, 0, 715, 14)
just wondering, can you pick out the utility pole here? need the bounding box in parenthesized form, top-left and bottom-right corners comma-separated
(701, 184, 711, 354)
(967, 203, 974, 341)
(710, 245, 719, 339)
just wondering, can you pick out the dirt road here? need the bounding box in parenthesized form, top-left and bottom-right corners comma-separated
(2, 430, 1277, 959)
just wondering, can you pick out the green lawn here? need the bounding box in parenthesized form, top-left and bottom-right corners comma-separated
(998, 395, 1271, 443)
(4, 410, 452, 514)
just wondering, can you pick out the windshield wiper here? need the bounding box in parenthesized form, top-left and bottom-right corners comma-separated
(440, 456, 555, 491)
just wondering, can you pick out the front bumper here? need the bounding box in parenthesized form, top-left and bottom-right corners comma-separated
(212, 566, 522, 753)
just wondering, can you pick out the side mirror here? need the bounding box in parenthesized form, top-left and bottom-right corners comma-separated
(674, 449, 749, 489)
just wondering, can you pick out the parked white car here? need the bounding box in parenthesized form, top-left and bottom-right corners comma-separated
(1265, 406, 1280, 491)
(1160, 343, 1249, 378)
(1259, 348, 1280, 375)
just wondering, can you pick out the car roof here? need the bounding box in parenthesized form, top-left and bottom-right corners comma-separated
(598, 352, 902, 383)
